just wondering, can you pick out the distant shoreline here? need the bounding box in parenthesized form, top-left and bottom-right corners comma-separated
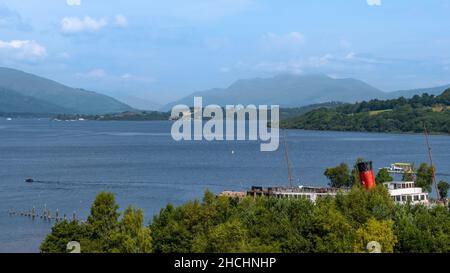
(2, 116, 449, 138)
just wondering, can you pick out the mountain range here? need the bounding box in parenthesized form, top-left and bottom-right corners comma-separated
(1, 67, 450, 115)
(0, 67, 133, 115)
(162, 74, 450, 110)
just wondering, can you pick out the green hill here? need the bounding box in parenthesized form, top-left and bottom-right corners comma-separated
(0, 88, 71, 114)
(281, 89, 450, 134)
(0, 67, 134, 115)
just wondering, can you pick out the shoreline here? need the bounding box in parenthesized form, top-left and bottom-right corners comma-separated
(2, 117, 449, 137)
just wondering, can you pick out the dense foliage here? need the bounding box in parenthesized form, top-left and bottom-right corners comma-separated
(375, 169, 394, 184)
(40, 193, 152, 253)
(281, 90, 450, 134)
(438, 181, 450, 201)
(41, 187, 450, 253)
(324, 163, 353, 188)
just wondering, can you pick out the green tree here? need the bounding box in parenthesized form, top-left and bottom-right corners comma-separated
(109, 207, 152, 253)
(416, 163, 434, 192)
(324, 163, 352, 188)
(192, 219, 249, 253)
(312, 198, 356, 253)
(86, 192, 120, 244)
(437, 181, 450, 202)
(394, 205, 450, 253)
(375, 169, 394, 184)
(335, 185, 395, 226)
(354, 218, 397, 253)
(40, 221, 87, 253)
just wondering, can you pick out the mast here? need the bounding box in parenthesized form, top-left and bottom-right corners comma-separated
(283, 130, 294, 188)
(423, 123, 440, 200)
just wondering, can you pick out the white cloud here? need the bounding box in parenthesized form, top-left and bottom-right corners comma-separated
(367, 0, 381, 6)
(121, 73, 133, 80)
(114, 14, 128, 28)
(66, 0, 81, 6)
(87, 68, 107, 78)
(0, 40, 47, 61)
(120, 73, 156, 83)
(261, 32, 305, 51)
(235, 54, 335, 75)
(61, 16, 108, 33)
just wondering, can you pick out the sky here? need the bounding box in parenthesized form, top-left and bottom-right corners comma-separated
(1, 0, 450, 106)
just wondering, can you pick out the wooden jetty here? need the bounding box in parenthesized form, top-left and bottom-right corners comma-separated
(8, 206, 80, 223)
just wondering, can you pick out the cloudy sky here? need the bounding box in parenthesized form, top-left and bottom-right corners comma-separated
(1, 0, 450, 105)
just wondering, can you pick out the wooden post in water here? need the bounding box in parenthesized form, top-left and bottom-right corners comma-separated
(43, 205, 47, 220)
(55, 209, 59, 222)
(32, 207, 36, 220)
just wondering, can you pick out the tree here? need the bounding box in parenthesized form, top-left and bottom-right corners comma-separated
(354, 218, 397, 253)
(402, 172, 415, 182)
(394, 205, 450, 253)
(192, 219, 249, 253)
(312, 199, 356, 253)
(335, 185, 395, 226)
(324, 163, 352, 188)
(109, 207, 152, 253)
(86, 192, 120, 241)
(375, 169, 394, 184)
(40, 221, 87, 253)
(415, 163, 434, 192)
(437, 181, 450, 202)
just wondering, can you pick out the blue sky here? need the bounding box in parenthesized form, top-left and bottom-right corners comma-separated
(1, 0, 450, 106)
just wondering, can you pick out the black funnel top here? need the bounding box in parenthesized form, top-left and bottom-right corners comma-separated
(357, 161, 373, 172)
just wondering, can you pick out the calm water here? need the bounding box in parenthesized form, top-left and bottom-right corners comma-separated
(0, 119, 449, 253)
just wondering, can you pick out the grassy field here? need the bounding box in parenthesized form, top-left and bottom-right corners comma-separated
(369, 109, 393, 116)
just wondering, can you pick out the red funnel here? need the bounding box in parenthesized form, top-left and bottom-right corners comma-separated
(357, 161, 376, 190)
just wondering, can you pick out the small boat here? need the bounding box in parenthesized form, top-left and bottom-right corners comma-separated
(25, 178, 34, 183)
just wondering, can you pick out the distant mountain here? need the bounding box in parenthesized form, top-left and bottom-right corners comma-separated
(385, 84, 450, 99)
(0, 67, 134, 115)
(163, 74, 450, 111)
(162, 74, 386, 110)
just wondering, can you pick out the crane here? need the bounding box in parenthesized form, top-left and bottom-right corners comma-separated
(424, 123, 440, 200)
(283, 130, 294, 188)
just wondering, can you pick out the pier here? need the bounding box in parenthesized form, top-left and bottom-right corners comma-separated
(7, 206, 82, 223)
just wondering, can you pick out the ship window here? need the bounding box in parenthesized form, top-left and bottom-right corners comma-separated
(402, 196, 407, 202)
(414, 195, 419, 201)
(407, 196, 412, 202)
(421, 195, 425, 201)
(396, 196, 401, 202)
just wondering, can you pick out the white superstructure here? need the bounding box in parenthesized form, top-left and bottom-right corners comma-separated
(383, 181, 429, 205)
